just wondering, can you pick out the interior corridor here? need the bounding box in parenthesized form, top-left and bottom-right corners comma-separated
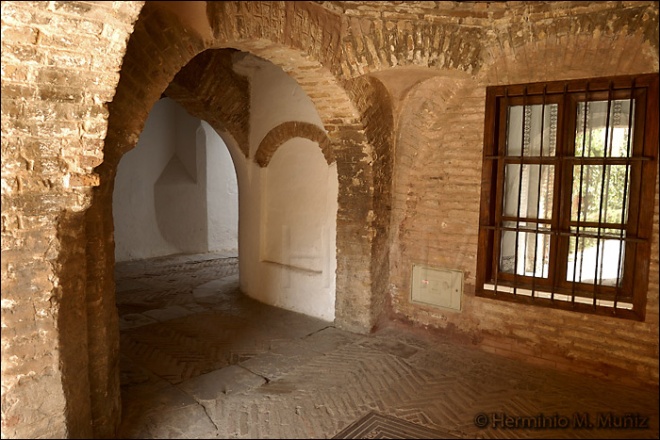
(116, 253, 658, 439)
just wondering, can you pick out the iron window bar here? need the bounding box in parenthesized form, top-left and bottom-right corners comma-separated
(628, 81, 643, 315)
(491, 87, 512, 297)
(481, 75, 654, 316)
(512, 86, 529, 297)
(484, 155, 651, 161)
(570, 81, 590, 306)
(549, 83, 570, 303)
(614, 80, 636, 309)
(529, 85, 548, 298)
(478, 74, 657, 320)
(591, 82, 615, 308)
(482, 225, 644, 242)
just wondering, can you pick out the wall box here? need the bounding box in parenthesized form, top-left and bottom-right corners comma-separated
(411, 264, 463, 312)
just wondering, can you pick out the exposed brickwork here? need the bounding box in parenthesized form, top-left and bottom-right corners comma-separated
(331, 1, 660, 78)
(344, 75, 395, 328)
(2, 1, 142, 438)
(164, 49, 251, 158)
(255, 121, 334, 167)
(103, 3, 207, 167)
(2, 1, 658, 439)
(87, 4, 205, 437)
(389, 72, 485, 330)
(207, 1, 345, 77)
(388, 2, 659, 390)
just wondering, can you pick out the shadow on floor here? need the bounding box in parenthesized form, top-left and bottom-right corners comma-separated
(116, 253, 659, 439)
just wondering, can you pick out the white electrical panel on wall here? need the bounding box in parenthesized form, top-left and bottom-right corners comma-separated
(411, 264, 463, 312)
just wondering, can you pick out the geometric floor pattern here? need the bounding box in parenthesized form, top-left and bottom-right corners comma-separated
(117, 252, 659, 439)
(332, 411, 460, 438)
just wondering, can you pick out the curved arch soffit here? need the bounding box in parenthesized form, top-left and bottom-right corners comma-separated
(255, 122, 334, 167)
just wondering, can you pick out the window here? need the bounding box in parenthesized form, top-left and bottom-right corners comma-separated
(477, 73, 658, 320)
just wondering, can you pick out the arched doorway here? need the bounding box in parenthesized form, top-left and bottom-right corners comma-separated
(111, 49, 342, 435)
(84, 2, 383, 435)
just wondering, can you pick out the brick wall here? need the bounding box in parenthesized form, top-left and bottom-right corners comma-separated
(2, 1, 658, 438)
(1, 1, 143, 437)
(388, 2, 659, 387)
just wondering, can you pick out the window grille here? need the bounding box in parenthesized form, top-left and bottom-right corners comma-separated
(477, 73, 659, 320)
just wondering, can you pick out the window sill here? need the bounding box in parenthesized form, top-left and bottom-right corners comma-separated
(477, 284, 643, 321)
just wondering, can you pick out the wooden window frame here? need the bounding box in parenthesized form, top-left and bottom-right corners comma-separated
(476, 73, 659, 321)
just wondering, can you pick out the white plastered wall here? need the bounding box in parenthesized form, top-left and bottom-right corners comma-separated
(235, 54, 338, 322)
(260, 140, 338, 320)
(203, 121, 240, 253)
(113, 98, 238, 262)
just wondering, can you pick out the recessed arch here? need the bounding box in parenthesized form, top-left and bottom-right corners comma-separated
(255, 122, 334, 167)
(390, 72, 482, 324)
(259, 138, 339, 321)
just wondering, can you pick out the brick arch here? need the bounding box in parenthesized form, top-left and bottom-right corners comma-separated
(85, 4, 209, 435)
(202, 2, 386, 334)
(255, 122, 334, 167)
(163, 48, 252, 158)
(204, 1, 487, 79)
(84, 2, 386, 435)
(477, 2, 659, 84)
(342, 17, 485, 77)
(206, 1, 346, 78)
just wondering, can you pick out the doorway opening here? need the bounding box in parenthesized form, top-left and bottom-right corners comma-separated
(110, 50, 342, 435)
(112, 96, 240, 330)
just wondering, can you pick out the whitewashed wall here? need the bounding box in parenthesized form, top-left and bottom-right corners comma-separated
(113, 98, 238, 261)
(236, 54, 338, 322)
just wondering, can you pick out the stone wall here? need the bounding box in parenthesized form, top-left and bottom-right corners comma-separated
(1, 1, 658, 438)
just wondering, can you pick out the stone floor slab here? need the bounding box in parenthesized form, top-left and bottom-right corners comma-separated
(119, 313, 158, 330)
(179, 364, 267, 401)
(116, 253, 659, 439)
(142, 305, 194, 322)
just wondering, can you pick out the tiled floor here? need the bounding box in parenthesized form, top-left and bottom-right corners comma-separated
(116, 252, 659, 439)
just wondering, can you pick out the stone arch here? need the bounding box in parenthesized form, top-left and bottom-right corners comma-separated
(255, 122, 333, 167)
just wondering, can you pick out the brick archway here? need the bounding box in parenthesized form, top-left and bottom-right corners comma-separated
(3, 2, 659, 438)
(255, 122, 334, 167)
(86, 2, 386, 436)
